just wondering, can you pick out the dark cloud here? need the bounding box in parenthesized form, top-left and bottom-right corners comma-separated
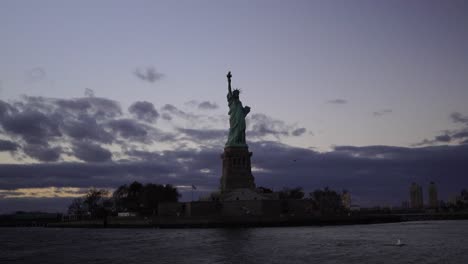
(198, 101, 219, 110)
(24, 96, 122, 120)
(1, 142, 467, 208)
(373, 109, 392, 117)
(72, 141, 112, 162)
(161, 104, 198, 120)
(249, 113, 289, 137)
(1, 110, 62, 145)
(0, 153, 219, 191)
(248, 113, 305, 138)
(0, 197, 75, 214)
(161, 113, 172, 121)
(435, 134, 451, 142)
(251, 142, 468, 206)
(84, 88, 95, 97)
(129, 101, 159, 123)
(177, 128, 226, 142)
(450, 112, 468, 124)
(414, 112, 468, 146)
(291, 127, 306, 136)
(61, 114, 114, 144)
(0, 96, 123, 161)
(0, 140, 19, 151)
(327, 99, 347, 104)
(162, 104, 178, 112)
(106, 119, 175, 143)
(107, 119, 149, 142)
(0, 95, 182, 162)
(54, 98, 91, 113)
(76, 97, 122, 120)
(0, 100, 16, 119)
(453, 130, 468, 139)
(134, 67, 164, 83)
(23, 144, 62, 162)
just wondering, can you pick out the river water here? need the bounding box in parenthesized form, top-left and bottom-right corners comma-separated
(1, 220, 467, 264)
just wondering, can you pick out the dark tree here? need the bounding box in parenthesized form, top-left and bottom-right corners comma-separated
(279, 187, 305, 199)
(141, 183, 180, 215)
(67, 197, 86, 219)
(257, 186, 273, 193)
(309, 187, 344, 214)
(83, 188, 110, 218)
(127, 181, 144, 211)
(113, 184, 130, 212)
(112, 182, 181, 215)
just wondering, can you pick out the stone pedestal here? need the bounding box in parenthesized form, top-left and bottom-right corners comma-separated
(220, 146, 256, 192)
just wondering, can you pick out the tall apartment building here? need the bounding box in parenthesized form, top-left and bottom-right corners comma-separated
(341, 190, 351, 209)
(410, 182, 423, 209)
(428, 182, 438, 208)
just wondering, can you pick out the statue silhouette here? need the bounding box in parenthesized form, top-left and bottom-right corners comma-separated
(225, 71, 250, 147)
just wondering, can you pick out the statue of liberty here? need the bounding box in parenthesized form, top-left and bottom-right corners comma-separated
(225, 71, 250, 147)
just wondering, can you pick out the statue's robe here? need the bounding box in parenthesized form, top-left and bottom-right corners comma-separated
(226, 93, 248, 146)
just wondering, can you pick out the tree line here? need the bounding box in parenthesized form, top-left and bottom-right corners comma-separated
(68, 182, 345, 218)
(261, 186, 345, 214)
(68, 181, 180, 218)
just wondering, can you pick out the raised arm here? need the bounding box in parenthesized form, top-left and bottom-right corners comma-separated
(227, 71, 232, 95)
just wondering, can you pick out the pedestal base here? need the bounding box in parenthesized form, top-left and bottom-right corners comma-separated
(220, 146, 256, 192)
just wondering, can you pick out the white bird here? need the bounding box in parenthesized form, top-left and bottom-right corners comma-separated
(396, 239, 403, 246)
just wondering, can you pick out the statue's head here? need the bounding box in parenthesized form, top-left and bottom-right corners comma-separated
(233, 89, 240, 99)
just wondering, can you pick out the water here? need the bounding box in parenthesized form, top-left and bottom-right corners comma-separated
(1, 220, 467, 264)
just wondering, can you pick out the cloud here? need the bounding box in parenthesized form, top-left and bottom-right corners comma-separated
(291, 127, 307, 136)
(198, 101, 219, 110)
(435, 134, 451, 142)
(327, 99, 347, 104)
(453, 130, 468, 139)
(450, 112, 468, 124)
(0, 140, 19, 151)
(0, 95, 179, 162)
(177, 128, 226, 142)
(23, 144, 62, 162)
(107, 119, 150, 142)
(0, 187, 87, 199)
(373, 109, 392, 117)
(414, 112, 468, 146)
(161, 113, 172, 121)
(129, 101, 159, 123)
(248, 113, 306, 138)
(84, 88, 95, 97)
(0, 96, 122, 161)
(0, 197, 75, 214)
(61, 114, 114, 144)
(134, 67, 164, 83)
(0, 100, 15, 118)
(251, 142, 468, 206)
(161, 104, 199, 121)
(1, 142, 467, 209)
(72, 141, 112, 162)
(1, 110, 62, 145)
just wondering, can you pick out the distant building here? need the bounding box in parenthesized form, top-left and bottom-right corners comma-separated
(410, 182, 423, 209)
(341, 190, 351, 209)
(401, 201, 409, 209)
(428, 182, 438, 208)
(117, 212, 138, 217)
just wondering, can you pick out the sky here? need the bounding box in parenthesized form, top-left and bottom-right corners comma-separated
(1, 0, 468, 213)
